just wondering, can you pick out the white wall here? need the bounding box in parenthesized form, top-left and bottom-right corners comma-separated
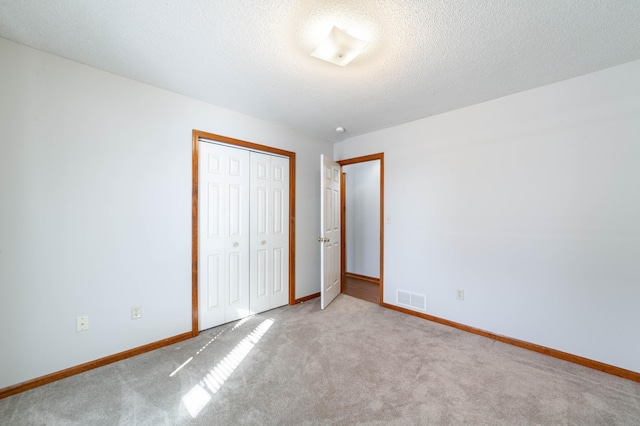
(335, 60, 640, 373)
(0, 38, 331, 389)
(344, 161, 380, 278)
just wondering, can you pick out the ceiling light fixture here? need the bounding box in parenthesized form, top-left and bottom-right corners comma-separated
(311, 26, 369, 67)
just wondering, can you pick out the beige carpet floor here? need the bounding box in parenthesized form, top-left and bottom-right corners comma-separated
(1, 294, 639, 425)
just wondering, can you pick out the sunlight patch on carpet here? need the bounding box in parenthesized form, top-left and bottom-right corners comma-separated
(182, 318, 274, 418)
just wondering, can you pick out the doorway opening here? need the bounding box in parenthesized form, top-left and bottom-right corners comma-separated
(338, 153, 384, 305)
(192, 130, 296, 336)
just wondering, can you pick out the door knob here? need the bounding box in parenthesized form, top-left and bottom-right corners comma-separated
(318, 237, 330, 243)
(261, 240, 267, 245)
(233, 242, 239, 247)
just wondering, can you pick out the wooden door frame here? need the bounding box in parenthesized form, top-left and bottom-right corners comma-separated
(339, 171, 346, 293)
(192, 130, 296, 336)
(338, 153, 384, 305)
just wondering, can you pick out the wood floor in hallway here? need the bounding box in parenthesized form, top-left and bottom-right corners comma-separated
(342, 275, 379, 304)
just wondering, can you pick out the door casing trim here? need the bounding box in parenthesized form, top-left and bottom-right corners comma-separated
(192, 129, 296, 336)
(338, 153, 384, 305)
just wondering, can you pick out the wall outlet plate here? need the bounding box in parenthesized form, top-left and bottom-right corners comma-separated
(456, 289, 464, 300)
(76, 315, 89, 332)
(131, 306, 141, 319)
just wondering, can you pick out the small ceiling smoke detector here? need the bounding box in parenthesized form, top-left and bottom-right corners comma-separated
(336, 127, 346, 133)
(311, 26, 369, 67)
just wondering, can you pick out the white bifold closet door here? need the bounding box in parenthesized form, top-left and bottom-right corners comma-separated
(249, 152, 290, 314)
(199, 141, 289, 331)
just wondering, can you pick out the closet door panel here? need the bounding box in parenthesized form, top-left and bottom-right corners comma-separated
(257, 249, 268, 297)
(223, 149, 250, 322)
(270, 156, 289, 308)
(206, 254, 221, 309)
(250, 151, 289, 313)
(250, 152, 272, 314)
(200, 141, 290, 328)
(199, 145, 227, 329)
(273, 247, 285, 295)
(199, 142, 250, 330)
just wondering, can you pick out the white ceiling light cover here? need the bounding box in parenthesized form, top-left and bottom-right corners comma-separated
(311, 26, 369, 66)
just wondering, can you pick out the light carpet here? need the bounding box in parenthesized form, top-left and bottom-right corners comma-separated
(1, 294, 639, 425)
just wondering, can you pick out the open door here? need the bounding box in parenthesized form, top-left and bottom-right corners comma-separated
(320, 155, 341, 309)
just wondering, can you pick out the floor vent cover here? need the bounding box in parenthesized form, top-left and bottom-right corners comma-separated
(397, 290, 426, 311)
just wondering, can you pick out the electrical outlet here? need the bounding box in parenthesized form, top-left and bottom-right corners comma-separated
(131, 306, 141, 319)
(456, 289, 464, 300)
(76, 315, 89, 332)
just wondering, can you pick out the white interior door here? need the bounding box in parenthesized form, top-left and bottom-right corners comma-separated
(250, 152, 289, 313)
(320, 155, 341, 309)
(199, 142, 251, 330)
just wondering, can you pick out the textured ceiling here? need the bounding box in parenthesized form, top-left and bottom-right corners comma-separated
(1, 1, 640, 142)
